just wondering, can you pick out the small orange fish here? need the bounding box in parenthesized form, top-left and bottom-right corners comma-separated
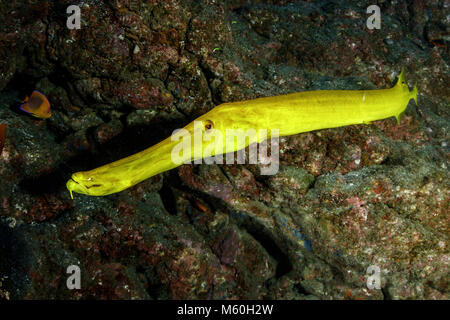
(20, 90, 52, 119)
(0, 124, 6, 155)
(429, 38, 446, 48)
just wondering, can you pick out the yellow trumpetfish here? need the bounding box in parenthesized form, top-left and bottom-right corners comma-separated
(66, 69, 418, 198)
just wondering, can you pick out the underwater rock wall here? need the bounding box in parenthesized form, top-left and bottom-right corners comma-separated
(0, 0, 448, 299)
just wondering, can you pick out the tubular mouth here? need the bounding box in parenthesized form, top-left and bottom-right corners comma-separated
(67, 176, 104, 199)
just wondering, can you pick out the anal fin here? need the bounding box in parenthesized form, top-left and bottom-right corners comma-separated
(395, 111, 405, 125)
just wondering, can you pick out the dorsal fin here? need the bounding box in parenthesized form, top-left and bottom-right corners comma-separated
(395, 68, 406, 87)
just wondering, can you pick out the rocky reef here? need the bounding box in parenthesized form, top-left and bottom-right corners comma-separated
(0, 0, 448, 299)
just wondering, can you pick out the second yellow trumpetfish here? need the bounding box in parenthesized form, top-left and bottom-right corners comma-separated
(67, 69, 418, 198)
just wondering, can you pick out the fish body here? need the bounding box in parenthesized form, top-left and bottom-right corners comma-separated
(67, 69, 418, 198)
(20, 90, 52, 119)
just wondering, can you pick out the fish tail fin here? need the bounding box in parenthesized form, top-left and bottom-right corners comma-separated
(410, 83, 418, 105)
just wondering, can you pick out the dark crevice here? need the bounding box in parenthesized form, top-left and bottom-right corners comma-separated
(227, 211, 293, 280)
(381, 286, 392, 300)
(293, 282, 309, 295)
(244, 225, 292, 278)
(158, 181, 178, 216)
(218, 165, 234, 187)
(19, 167, 69, 196)
(163, 171, 292, 279)
(197, 61, 220, 105)
(3, 72, 39, 113)
(0, 222, 31, 300)
(135, 265, 169, 299)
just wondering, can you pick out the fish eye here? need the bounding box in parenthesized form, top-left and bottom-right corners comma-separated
(204, 120, 214, 131)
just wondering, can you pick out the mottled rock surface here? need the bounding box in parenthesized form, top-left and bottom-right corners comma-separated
(0, 0, 448, 299)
